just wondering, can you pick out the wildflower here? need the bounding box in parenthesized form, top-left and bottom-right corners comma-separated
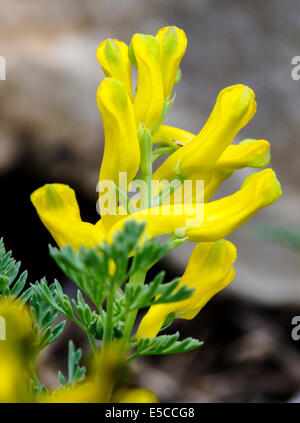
(97, 78, 140, 190)
(31, 184, 105, 251)
(155, 26, 187, 99)
(30, 26, 282, 363)
(0, 298, 35, 402)
(137, 240, 237, 339)
(108, 169, 281, 242)
(130, 34, 164, 131)
(154, 84, 257, 181)
(152, 124, 194, 146)
(97, 39, 134, 101)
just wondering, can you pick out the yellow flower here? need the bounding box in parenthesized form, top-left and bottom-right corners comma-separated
(176, 138, 271, 203)
(130, 34, 164, 131)
(97, 77, 140, 189)
(31, 184, 105, 251)
(215, 138, 270, 169)
(153, 124, 270, 167)
(108, 169, 281, 242)
(137, 240, 236, 339)
(156, 26, 187, 99)
(152, 124, 194, 146)
(154, 84, 257, 181)
(97, 38, 134, 101)
(0, 298, 35, 402)
(30, 26, 282, 347)
(0, 350, 26, 403)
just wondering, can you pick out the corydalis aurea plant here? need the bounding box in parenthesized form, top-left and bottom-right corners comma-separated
(28, 26, 281, 400)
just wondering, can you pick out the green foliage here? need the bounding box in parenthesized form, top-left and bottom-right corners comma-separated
(129, 332, 202, 360)
(0, 237, 66, 353)
(58, 341, 86, 386)
(125, 272, 194, 311)
(1, 220, 203, 395)
(130, 237, 172, 273)
(32, 279, 99, 337)
(49, 246, 107, 309)
(31, 221, 198, 354)
(30, 285, 66, 351)
(0, 238, 31, 301)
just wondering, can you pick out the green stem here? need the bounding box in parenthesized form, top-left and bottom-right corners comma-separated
(102, 280, 116, 347)
(152, 145, 176, 163)
(152, 96, 175, 135)
(122, 270, 147, 352)
(152, 176, 184, 207)
(139, 125, 153, 209)
(87, 331, 97, 355)
(28, 354, 41, 395)
(99, 279, 117, 403)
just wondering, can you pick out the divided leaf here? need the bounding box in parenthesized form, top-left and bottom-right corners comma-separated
(134, 332, 202, 356)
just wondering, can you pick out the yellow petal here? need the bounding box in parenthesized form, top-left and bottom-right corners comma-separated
(131, 34, 164, 131)
(178, 139, 270, 203)
(97, 78, 140, 189)
(156, 26, 187, 99)
(137, 240, 236, 339)
(31, 184, 105, 250)
(97, 39, 134, 101)
(153, 126, 270, 170)
(0, 298, 35, 402)
(154, 84, 257, 181)
(179, 169, 233, 204)
(186, 168, 281, 241)
(109, 169, 281, 242)
(215, 139, 270, 169)
(152, 125, 194, 146)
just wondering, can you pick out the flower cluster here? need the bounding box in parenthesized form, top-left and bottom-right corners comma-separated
(31, 26, 281, 340)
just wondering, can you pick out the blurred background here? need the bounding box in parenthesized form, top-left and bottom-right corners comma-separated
(1, 0, 300, 402)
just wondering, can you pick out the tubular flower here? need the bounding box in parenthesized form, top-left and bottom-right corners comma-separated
(137, 240, 237, 339)
(155, 26, 187, 99)
(173, 137, 271, 203)
(108, 169, 281, 242)
(130, 34, 165, 131)
(97, 77, 140, 189)
(97, 39, 134, 101)
(152, 124, 195, 146)
(154, 84, 257, 181)
(31, 184, 105, 251)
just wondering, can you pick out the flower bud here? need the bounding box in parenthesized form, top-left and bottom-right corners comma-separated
(31, 184, 104, 250)
(131, 34, 164, 131)
(97, 78, 140, 189)
(97, 39, 133, 100)
(154, 84, 257, 181)
(137, 240, 236, 339)
(156, 26, 187, 98)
